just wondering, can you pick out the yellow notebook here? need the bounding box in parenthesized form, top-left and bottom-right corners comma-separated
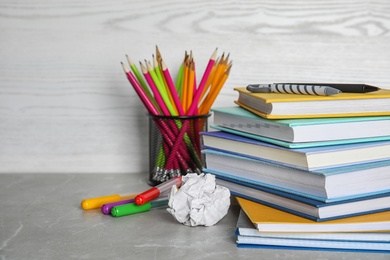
(234, 87, 390, 119)
(236, 197, 390, 233)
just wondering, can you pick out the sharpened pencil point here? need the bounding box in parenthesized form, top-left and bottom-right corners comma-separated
(126, 55, 135, 66)
(121, 62, 130, 73)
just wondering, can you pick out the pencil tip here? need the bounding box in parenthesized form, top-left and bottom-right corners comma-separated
(120, 62, 129, 73)
(126, 55, 134, 66)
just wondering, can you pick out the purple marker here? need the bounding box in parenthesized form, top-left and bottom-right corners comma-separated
(101, 199, 135, 215)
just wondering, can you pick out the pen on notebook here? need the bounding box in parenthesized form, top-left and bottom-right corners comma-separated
(246, 83, 341, 96)
(135, 176, 182, 205)
(81, 194, 136, 210)
(111, 199, 169, 217)
(276, 83, 380, 93)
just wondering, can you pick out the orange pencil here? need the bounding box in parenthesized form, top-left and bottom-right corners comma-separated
(199, 63, 232, 114)
(186, 60, 195, 112)
(199, 54, 226, 113)
(188, 48, 218, 115)
(198, 58, 218, 109)
(181, 59, 189, 113)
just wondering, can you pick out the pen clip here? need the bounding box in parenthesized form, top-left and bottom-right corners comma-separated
(246, 84, 272, 93)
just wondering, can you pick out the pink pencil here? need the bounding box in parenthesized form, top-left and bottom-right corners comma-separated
(187, 48, 217, 116)
(140, 62, 171, 116)
(161, 60, 185, 116)
(121, 62, 160, 115)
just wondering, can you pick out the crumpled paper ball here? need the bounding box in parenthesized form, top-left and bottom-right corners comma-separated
(167, 173, 230, 227)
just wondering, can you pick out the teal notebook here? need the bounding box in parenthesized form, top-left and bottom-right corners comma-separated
(211, 106, 390, 147)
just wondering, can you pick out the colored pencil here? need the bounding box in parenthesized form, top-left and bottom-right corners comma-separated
(161, 60, 185, 116)
(200, 62, 232, 114)
(187, 48, 217, 116)
(140, 62, 171, 116)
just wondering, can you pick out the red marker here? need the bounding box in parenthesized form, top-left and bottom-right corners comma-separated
(135, 176, 182, 205)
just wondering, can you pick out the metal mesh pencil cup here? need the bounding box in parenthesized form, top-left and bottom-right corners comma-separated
(148, 113, 210, 186)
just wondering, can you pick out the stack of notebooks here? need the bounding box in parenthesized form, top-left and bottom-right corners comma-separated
(201, 86, 390, 253)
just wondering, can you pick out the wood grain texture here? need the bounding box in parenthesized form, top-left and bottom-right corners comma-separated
(1, 0, 390, 174)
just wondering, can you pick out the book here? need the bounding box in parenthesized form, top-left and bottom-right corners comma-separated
(234, 87, 390, 119)
(211, 106, 390, 143)
(236, 209, 390, 242)
(211, 124, 390, 149)
(201, 131, 390, 171)
(236, 243, 390, 253)
(236, 197, 390, 233)
(236, 209, 390, 253)
(203, 149, 390, 202)
(236, 199, 390, 253)
(215, 176, 390, 221)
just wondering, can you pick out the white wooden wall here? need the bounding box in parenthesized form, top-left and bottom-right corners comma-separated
(1, 0, 390, 174)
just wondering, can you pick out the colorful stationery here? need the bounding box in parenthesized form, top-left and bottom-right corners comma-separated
(122, 47, 232, 183)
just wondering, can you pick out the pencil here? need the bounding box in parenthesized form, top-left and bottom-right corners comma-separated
(121, 62, 160, 116)
(200, 62, 232, 114)
(161, 60, 185, 116)
(155, 46, 178, 113)
(198, 57, 219, 110)
(187, 48, 217, 116)
(153, 55, 178, 115)
(200, 53, 229, 113)
(146, 60, 177, 116)
(126, 55, 161, 114)
(175, 51, 188, 100)
(186, 60, 195, 113)
(181, 58, 189, 114)
(140, 62, 170, 116)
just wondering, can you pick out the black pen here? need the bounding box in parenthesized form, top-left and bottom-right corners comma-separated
(276, 83, 380, 93)
(246, 83, 341, 96)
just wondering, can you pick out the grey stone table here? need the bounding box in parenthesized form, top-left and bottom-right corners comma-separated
(1, 173, 389, 260)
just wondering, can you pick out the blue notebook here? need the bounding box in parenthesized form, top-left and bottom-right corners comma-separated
(215, 174, 390, 221)
(201, 131, 390, 170)
(203, 148, 390, 202)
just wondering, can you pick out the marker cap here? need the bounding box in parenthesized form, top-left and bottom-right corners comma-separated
(111, 202, 151, 217)
(135, 187, 160, 205)
(101, 198, 135, 215)
(81, 194, 121, 210)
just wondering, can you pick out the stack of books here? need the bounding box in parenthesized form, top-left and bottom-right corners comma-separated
(201, 86, 390, 253)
